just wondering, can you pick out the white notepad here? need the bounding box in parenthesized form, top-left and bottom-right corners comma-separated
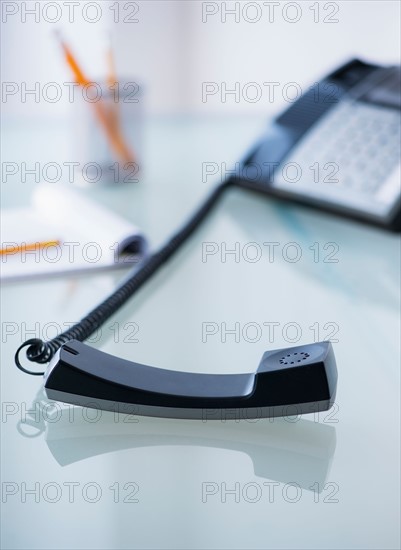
(1, 184, 147, 281)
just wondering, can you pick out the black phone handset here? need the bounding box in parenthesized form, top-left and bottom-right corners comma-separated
(15, 59, 363, 420)
(42, 340, 337, 420)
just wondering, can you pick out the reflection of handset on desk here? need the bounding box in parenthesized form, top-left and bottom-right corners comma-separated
(17, 390, 336, 491)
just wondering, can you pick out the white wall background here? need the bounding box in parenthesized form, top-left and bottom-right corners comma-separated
(1, 0, 400, 118)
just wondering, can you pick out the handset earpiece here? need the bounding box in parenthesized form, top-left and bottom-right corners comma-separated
(44, 340, 337, 420)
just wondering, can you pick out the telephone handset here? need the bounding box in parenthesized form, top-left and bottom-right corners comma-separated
(43, 340, 337, 420)
(237, 59, 401, 231)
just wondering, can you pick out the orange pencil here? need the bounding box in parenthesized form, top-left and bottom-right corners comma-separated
(0, 240, 61, 256)
(55, 32, 135, 164)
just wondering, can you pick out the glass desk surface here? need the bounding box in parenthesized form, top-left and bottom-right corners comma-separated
(1, 115, 400, 550)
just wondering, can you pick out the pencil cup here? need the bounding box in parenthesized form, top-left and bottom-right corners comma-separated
(71, 79, 143, 186)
